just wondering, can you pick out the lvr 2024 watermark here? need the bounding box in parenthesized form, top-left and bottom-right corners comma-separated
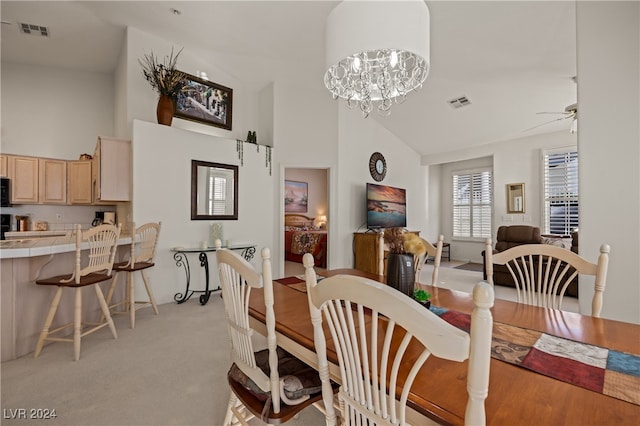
(3, 408, 57, 420)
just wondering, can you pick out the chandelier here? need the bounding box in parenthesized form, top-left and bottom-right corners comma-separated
(324, 0, 431, 118)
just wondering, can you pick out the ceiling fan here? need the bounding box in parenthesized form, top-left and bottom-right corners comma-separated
(526, 103, 578, 133)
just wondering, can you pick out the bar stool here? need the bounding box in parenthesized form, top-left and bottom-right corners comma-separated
(34, 223, 122, 361)
(105, 222, 161, 328)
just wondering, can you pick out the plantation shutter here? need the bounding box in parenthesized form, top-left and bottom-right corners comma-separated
(453, 168, 492, 239)
(543, 149, 579, 235)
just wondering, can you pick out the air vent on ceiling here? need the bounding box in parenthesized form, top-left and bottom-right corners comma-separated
(448, 96, 471, 109)
(19, 22, 49, 37)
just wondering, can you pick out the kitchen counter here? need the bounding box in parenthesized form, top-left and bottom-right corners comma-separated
(5, 230, 71, 239)
(0, 234, 132, 259)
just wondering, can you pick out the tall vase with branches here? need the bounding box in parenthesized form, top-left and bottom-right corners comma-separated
(139, 47, 184, 125)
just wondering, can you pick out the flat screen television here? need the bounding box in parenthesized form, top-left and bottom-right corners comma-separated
(366, 183, 407, 229)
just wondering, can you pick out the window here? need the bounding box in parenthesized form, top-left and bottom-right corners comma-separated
(543, 148, 578, 235)
(207, 172, 230, 215)
(453, 168, 492, 239)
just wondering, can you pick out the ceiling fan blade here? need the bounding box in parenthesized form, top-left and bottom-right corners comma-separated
(523, 115, 572, 132)
(536, 111, 572, 115)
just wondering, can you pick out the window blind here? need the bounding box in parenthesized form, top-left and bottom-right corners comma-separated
(453, 169, 492, 239)
(543, 149, 579, 235)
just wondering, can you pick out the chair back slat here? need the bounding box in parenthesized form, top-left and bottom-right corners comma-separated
(304, 252, 494, 426)
(486, 240, 610, 316)
(75, 223, 121, 283)
(133, 222, 161, 264)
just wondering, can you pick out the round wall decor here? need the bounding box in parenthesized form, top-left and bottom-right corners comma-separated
(369, 152, 387, 182)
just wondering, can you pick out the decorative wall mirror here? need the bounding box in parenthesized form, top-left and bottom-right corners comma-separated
(191, 160, 238, 220)
(507, 182, 525, 213)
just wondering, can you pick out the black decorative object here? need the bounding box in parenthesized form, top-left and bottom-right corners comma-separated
(246, 131, 257, 144)
(386, 252, 415, 298)
(236, 134, 272, 175)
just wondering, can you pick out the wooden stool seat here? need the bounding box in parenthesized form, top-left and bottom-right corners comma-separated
(36, 273, 112, 287)
(112, 261, 155, 272)
(34, 223, 121, 361)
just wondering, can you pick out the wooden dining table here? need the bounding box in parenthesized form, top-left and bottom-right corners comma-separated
(247, 268, 640, 425)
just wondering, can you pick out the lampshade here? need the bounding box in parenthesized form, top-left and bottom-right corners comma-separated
(324, 0, 431, 118)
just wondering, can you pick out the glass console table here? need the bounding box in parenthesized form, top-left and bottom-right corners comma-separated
(170, 244, 256, 305)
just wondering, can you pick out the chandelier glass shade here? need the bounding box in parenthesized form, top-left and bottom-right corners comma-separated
(324, 0, 430, 118)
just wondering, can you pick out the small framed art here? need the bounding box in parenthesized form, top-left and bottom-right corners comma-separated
(175, 72, 233, 130)
(284, 180, 308, 213)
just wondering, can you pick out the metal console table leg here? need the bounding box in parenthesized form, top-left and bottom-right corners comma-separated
(172, 246, 256, 306)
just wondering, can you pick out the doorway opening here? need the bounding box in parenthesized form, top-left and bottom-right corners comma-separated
(283, 167, 329, 277)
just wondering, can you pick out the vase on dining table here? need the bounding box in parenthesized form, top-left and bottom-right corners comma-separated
(386, 252, 415, 298)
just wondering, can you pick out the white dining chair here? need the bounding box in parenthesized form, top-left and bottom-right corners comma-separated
(303, 253, 495, 426)
(485, 239, 610, 317)
(217, 247, 330, 425)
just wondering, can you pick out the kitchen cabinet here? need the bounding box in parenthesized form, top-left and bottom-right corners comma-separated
(39, 158, 67, 204)
(67, 160, 92, 204)
(6, 156, 68, 205)
(8, 156, 39, 204)
(93, 136, 131, 203)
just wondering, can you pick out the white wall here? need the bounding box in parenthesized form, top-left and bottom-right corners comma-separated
(132, 120, 275, 304)
(272, 82, 339, 275)
(576, 1, 639, 323)
(335, 105, 428, 268)
(1, 63, 114, 157)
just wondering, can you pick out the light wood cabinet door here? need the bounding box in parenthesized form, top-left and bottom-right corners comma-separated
(0, 155, 7, 177)
(9, 156, 39, 204)
(39, 159, 67, 204)
(93, 136, 131, 203)
(67, 161, 92, 204)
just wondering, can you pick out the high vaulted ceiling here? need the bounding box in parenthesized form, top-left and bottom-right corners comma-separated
(1, 1, 577, 157)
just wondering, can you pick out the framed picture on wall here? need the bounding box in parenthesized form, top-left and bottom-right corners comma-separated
(174, 71, 233, 130)
(284, 180, 308, 212)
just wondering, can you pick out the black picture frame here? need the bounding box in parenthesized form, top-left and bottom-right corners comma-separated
(175, 71, 233, 130)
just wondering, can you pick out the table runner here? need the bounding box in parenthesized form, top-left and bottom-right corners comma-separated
(431, 305, 640, 406)
(276, 277, 640, 406)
